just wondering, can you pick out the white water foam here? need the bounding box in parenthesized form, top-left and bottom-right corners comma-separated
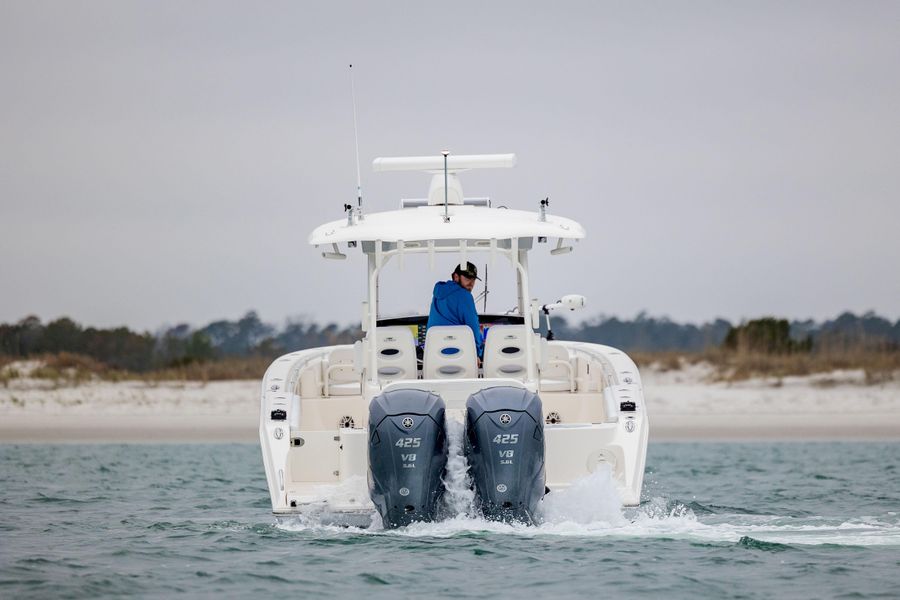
(277, 483, 900, 547)
(387, 506, 900, 546)
(439, 416, 476, 519)
(539, 465, 627, 526)
(273, 425, 900, 547)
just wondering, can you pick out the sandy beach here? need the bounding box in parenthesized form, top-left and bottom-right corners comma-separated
(1, 364, 898, 443)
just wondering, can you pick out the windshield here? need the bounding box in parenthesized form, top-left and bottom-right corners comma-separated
(375, 254, 522, 320)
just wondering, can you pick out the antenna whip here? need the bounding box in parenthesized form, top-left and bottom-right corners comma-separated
(482, 264, 489, 312)
(349, 64, 363, 216)
(475, 264, 490, 311)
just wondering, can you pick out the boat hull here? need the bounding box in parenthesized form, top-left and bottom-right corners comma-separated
(260, 341, 649, 525)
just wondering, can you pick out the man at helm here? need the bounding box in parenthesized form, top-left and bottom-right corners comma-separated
(427, 262, 484, 359)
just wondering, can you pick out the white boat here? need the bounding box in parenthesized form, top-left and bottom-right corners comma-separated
(259, 153, 649, 527)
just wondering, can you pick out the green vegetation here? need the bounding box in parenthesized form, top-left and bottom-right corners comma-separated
(1, 311, 897, 383)
(715, 316, 897, 382)
(704, 348, 897, 384)
(723, 318, 812, 354)
(628, 316, 899, 383)
(0, 356, 20, 387)
(0, 311, 361, 381)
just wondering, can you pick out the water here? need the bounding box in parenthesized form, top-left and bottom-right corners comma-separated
(1, 442, 898, 598)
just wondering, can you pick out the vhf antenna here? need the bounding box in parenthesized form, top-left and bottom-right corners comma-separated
(481, 264, 489, 312)
(349, 64, 363, 220)
(475, 264, 490, 311)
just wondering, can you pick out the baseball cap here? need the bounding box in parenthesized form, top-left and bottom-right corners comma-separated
(454, 262, 481, 281)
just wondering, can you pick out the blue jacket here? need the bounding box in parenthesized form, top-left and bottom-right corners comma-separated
(427, 280, 484, 358)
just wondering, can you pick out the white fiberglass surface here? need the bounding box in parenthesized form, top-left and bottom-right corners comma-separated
(308, 205, 585, 245)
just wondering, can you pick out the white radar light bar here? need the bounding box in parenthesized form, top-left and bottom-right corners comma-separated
(372, 153, 516, 173)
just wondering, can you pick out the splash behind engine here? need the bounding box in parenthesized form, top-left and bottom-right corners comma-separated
(368, 389, 447, 528)
(465, 386, 546, 523)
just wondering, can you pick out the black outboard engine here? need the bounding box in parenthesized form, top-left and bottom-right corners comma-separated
(465, 386, 545, 524)
(368, 389, 448, 528)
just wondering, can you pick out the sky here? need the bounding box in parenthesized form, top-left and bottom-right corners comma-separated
(1, 1, 898, 331)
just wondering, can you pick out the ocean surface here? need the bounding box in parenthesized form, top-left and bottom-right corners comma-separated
(1, 441, 898, 599)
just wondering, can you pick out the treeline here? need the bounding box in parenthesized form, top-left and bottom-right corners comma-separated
(1, 310, 898, 373)
(551, 312, 733, 352)
(552, 311, 900, 354)
(0, 312, 361, 373)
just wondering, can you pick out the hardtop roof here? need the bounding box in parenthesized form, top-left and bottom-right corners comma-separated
(308, 204, 585, 246)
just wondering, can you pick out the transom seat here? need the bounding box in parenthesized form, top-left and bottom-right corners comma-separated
(323, 347, 360, 397)
(539, 341, 575, 392)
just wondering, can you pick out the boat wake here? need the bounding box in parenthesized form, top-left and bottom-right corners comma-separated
(276, 491, 900, 548)
(275, 421, 900, 547)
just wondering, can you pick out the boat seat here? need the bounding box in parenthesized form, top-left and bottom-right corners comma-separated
(374, 326, 417, 383)
(482, 324, 531, 380)
(423, 326, 478, 379)
(540, 342, 575, 392)
(322, 347, 360, 397)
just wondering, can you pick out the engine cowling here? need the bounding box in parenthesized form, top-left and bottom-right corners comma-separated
(368, 389, 447, 528)
(465, 386, 545, 523)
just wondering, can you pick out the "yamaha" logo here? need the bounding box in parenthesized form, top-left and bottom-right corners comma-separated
(402, 417, 414, 429)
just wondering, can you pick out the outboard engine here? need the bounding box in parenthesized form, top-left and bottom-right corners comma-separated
(368, 389, 448, 528)
(465, 386, 545, 523)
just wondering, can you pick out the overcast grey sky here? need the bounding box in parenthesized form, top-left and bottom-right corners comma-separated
(1, 1, 898, 331)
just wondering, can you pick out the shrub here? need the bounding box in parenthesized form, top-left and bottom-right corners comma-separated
(723, 318, 812, 354)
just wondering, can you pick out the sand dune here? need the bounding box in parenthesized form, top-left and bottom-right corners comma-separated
(1, 363, 897, 443)
(643, 364, 900, 440)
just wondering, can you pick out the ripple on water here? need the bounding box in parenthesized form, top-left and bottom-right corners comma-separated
(738, 536, 795, 552)
(2, 442, 899, 599)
